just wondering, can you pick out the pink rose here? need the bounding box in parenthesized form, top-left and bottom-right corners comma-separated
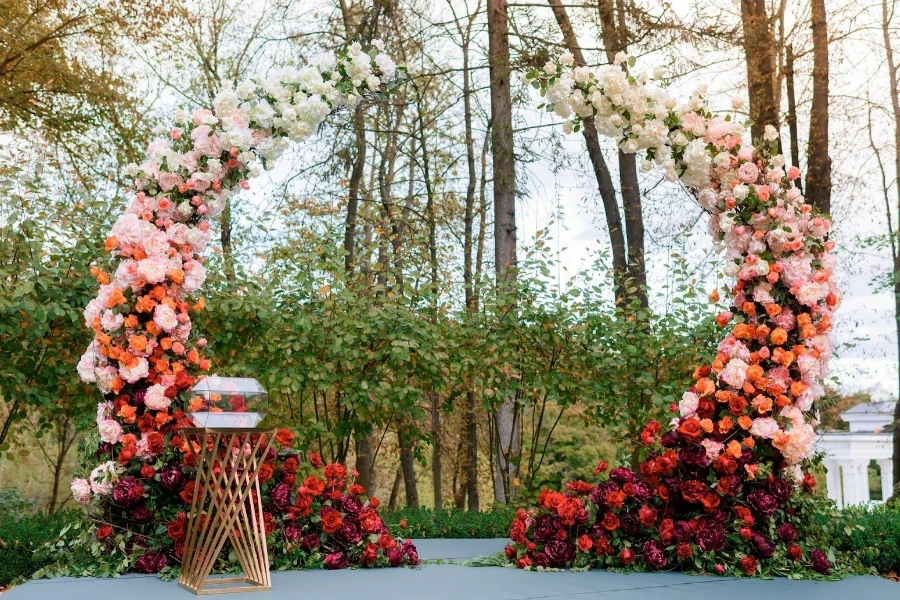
(158, 172, 183, 192)
(718, 358, 748, 389)
(737, 162, 760, 183)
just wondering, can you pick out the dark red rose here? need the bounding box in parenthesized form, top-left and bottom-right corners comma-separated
(632, 480, 653, 502)
(340, 494, 363, 514)
(601, 512, 619, 531)
(386, 546, 406, 567)
(673, 520, 693, 542)
(133, 551, 167, 574)
(768, 477, 793, 502)
(324, 552, 349, 570)
(661, 431, 680, 447)
(679, 445, 710, 469)
(751, 533, 775, 559)
(680, 480, 708, 504)
(301, 533, 320, 551)
(676, 542, 693, 560)
(505, 545, 517, 559)
(696, 523, 726, 552)
(96, 524, 113, 540)
(746, 489, 778, 518)
(777, 522, 797, 543)
(403, 541, 420, 566)
(642, 540, 668, 571)
(740, 555, 757, 576)
(543, 540, 575, 568)
(728, 396, 748, 416)
(811, 549, 831, 573)
(619, 513, 640, 536)
(787, 544, 803, 561)
(620, 548, 636, 565)
(132, 505, 153, 523)
(166, 520, 186, 541)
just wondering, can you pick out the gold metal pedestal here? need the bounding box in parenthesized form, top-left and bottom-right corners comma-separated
(178, 427, 275, 595)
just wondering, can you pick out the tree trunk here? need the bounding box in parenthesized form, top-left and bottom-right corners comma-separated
(487, 0, 520, 504)
(805, 0, 831, 215)
(881, 0, 900, 488)
(548, 0, 628, 301)
(430, 393, 442, 509)
(398, 428, 419, 508)
(388, 466, 403, 510)
(785, 44, 803, 195)
(220, 198, 236, 281)
(741, 0, 780, 141)
(344, 105, 367, 271)
(355, 435, 375, 493)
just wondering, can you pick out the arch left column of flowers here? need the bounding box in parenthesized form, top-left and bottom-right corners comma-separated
(72, 44, 397, 506)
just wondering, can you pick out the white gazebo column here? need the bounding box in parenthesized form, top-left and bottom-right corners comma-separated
(823, 459, 843, 508)
(877, 458, 894, 502)
(841, 459, 870, 505)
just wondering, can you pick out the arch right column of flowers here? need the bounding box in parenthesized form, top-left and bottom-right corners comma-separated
(506, 53, 841, 577)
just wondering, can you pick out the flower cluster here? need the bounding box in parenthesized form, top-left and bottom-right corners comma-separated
(71, 44, 406, 573)
(514, 54, 840, 575)
(506, 463, 831, 576)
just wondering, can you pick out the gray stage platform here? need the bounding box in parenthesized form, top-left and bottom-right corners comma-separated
(5, 539, 897, 599)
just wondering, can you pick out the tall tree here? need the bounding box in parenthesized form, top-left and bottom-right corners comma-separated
(880, 0, 900, 491)
(487, 0, 521, 503)
(740, 0, 780, 141)
(805, 0, 831, 214)
(785, 44, 803, 194)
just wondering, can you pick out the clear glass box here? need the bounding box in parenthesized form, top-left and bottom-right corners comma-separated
(187, 376, 268, 428)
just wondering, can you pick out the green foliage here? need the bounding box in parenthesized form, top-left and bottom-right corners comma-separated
(380, 507, 517, 539)
(0, 510, 76, 587)
(833, 505, 900, 574)
(0, 488, 36, 521)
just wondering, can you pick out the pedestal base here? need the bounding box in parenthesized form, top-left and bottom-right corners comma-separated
(179, 575, 271, 595)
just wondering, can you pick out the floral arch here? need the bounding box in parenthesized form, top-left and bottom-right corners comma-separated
(69, 43, 420, 573)
(504, 54, 841, 577)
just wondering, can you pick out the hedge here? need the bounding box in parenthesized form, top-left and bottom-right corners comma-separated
(2, 504, 898, 587)
(0, 511, 76, 588)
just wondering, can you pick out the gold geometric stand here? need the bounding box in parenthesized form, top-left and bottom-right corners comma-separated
(178, 427, 275, 595)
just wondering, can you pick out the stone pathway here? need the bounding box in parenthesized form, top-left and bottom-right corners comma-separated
(5, 539, 897, 599)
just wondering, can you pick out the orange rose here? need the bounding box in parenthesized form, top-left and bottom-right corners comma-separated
(678, 418, 703, 440)
(770, 327, 788, 345)
(746, 364, 764, 382)
(275, 428, 295, 448)
(737, 415, 753, 430)
(733, 323, 754, 340)
(728, 396, 748, 416)
(135, 295, 156, 313)
(765, 303, 782, 316)
(320, 508, 343, 534)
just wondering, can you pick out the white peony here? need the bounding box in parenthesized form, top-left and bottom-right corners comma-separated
(98, 419, 123, 444)
(71, 478, 91, 504)
(144, 383, 171, 411)
(89, 461, 120, 496)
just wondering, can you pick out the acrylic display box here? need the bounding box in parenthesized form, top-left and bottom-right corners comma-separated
(187, 376, 268, 429)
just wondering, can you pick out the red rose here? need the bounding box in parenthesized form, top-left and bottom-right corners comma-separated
(740, 555, 757, 576)
(601, 513, 619, 531)
(140, 465, 156, 479)
(320, 508, 343, 534)
(619, 548, 635, 565)
(680, 480, 707, 504)
(166, 520, 186, 541)
(677, 418, 703, 440)
(131, 482, 145, 501)
(787, 544, 803, 561)
(505, 545, 517, 559)
(369, 496, 381, 509)
(308, 451, 323, 468)
(510, 518, 527, 544)
(516, 556, 532, 569)
(728, 396, 748, 416)
(594, 537, 612, 556)
(606, 491, 625, 509)
(740, 527, 753, 540)
(657, 484, 671, 501)
(349, 483, 365, 496)
(146, 432, 164, 455)
(137, 414, 156, 433)
(399, 519, 408, 530)
(593, 461, 608, 474)
(638, 505, 657, 527)
(803, 472, 816, 492)
(96, 524, 113, 540)
(676, 542, 692, 560)
(361, 543, 378, 566)
(303, 476, 325, 496)
(621, 482, 636, 496)
(275, 428, 295, 448)
(577, 534, 593, 553)
(283, 473, 296, 486)
(258, 463, 274, 483)
(323, 463, 347, 479)
(282, 457, 299, 474)
(179, 481, 200, 504)
(378, 533, 396, 550)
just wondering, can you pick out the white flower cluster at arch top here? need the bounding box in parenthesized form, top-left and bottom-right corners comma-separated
(526, 52, 840, 469)
(72, 42, 400, 504)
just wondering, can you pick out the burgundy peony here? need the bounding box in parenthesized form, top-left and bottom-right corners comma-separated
(340, 514, 362, 544)
(284, 523, 302, 543)
(340, 494, 363, 514)
(673, 520, 693, 543)
(746, 489, 778, 517)
(533, 514, 561, 543)
(750, 533, 775, 559)
(301, 533, 320, 551)
(269, 482, 292, 514)
(543, 540, 576, 568)
(619, 513, 641, 536)
(133, 551, 167, 574)
(695, 523, 726, 552)
(386, 546, 406, 567)
(811, 549, 831, 574)
(324, 552, 349, 570)
(131, 505, 153, 523)
(113, 477, 138, 507)
(159, 463, 186, 492)
(679, 444, 710, 469)
(403, 540, 420, 566)
(532, 552, 551, 568)
(609, 468, 634, 484)
(777, 522, 798, 543)
(768, 478, 793, 503)
(642, 540, 668, 571)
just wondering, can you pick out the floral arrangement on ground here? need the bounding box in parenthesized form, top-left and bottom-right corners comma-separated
(502, 52, 863, 579)
(60, 42, 416, 577)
